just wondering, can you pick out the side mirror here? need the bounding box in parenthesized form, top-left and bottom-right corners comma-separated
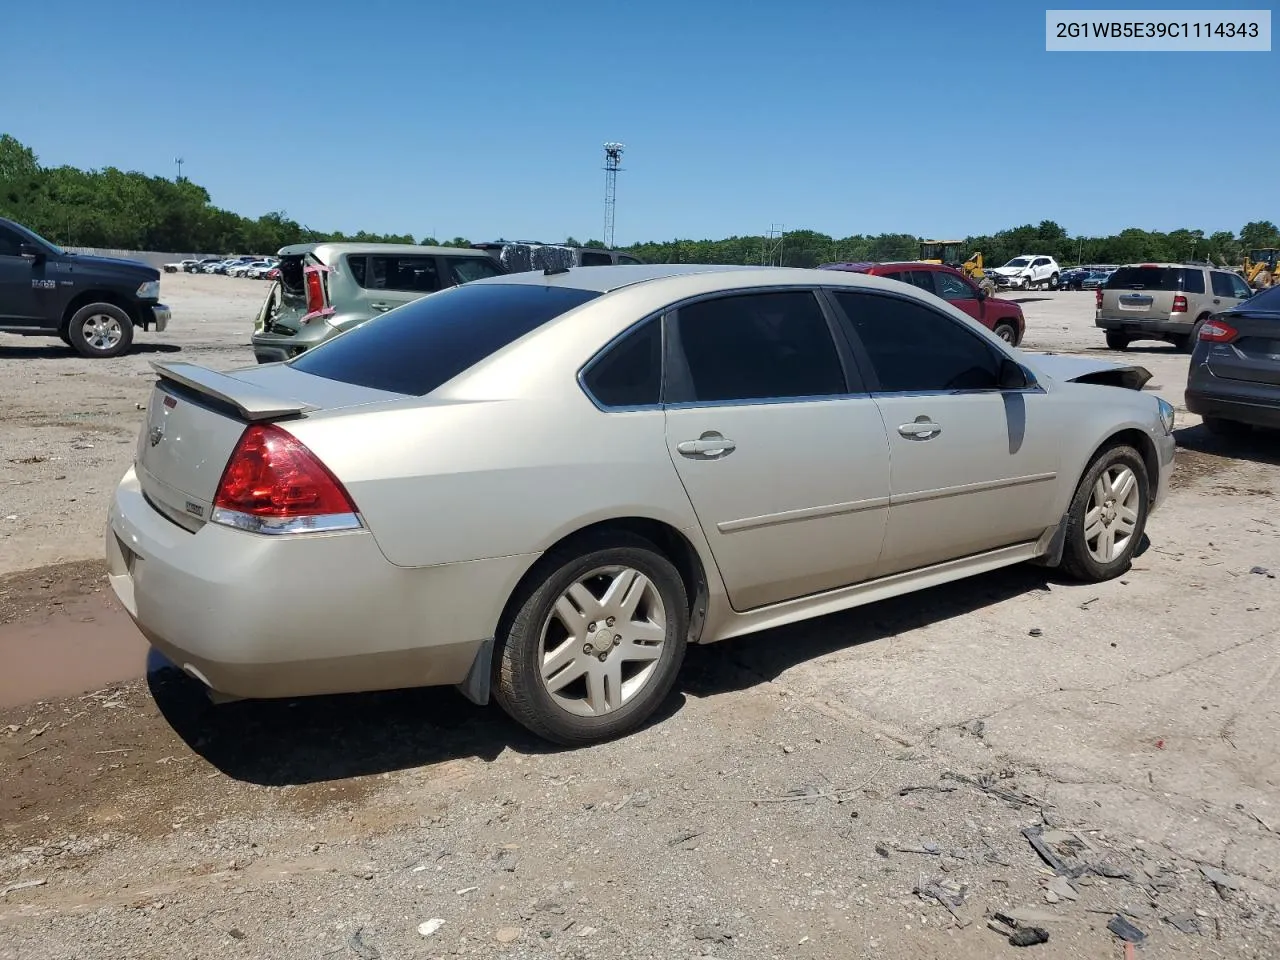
(19, 243, 41, 260)
(975, 287, 987, 300)
(999, 358, 1032, 390)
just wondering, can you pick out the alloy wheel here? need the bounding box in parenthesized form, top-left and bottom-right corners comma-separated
(1084, 465, 1140, 563)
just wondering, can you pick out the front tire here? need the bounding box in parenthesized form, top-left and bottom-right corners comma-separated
(1059, 445, 1149, 582)
(66, 303, 134, 358)
(1105, 332, 1131, 351)
(494, 533, 689, 746)
(1048, 272, 1059, 291)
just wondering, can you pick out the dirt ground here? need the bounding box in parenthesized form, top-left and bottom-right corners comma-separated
(3, 274, 1280, 959)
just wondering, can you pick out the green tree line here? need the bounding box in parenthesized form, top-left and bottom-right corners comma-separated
(3, 134, 1276, 266)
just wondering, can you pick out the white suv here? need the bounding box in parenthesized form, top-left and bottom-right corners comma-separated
(992, 255, 1061, 291)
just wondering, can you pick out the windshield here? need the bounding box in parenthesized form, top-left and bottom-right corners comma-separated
(1004, 258, 1030, 268)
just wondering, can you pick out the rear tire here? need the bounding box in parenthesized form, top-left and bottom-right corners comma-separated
(1203, 416, 1251, 438)
(66, 303, 134, 358)
(1048, 272, 1060, 291)
(1059, 445, 1149, 583)
(993, 321, 1018, 345)
(1105, 332, 1131, 351)
(493, 532, 689, 746)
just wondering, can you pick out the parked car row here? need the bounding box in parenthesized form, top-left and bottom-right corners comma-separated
(1059, 265, 1118, 291)
(165, 255, 280, 278)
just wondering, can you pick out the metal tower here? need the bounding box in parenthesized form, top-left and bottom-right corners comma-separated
(602, 142, 624, 249)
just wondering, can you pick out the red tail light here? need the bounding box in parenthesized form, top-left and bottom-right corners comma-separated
(300, 265, 334, 325)
(212, 423, 360, 534)
(1172, 295, 1188, 313)
(1198, 318, 1239, 343)
(1095, 288, 1103, 309)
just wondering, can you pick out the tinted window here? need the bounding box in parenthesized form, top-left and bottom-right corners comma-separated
(1210, 272, 1235, 297)
(617, 255, 642, 265)
(0, 226, 24, 257)
(835, 292, 1002, 393)
(1230, 274, 1254, 300)
(1181, 268, 1206, 294)
(291, 284, 601, 396)
(367, 255, 441, 292)
(345, 255, 367, 286)
(673, 291, 845, 403)
(902, 271, 936, 293)
(578, 251, 613, 266)
(447, 257, 503, 284)
(1106, 266, 1188, 292)
(583, 319, 661, 407)
(1033, 258, 1050, 267)
(934, 271, 975, 300)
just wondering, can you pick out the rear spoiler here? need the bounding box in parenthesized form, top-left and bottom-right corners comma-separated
(150, 361, 317, 421)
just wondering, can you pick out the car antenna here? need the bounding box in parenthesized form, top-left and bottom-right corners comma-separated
(543, 264, 571, 275)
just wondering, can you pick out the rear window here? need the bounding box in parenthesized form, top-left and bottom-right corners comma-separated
(289, 283, 602, 395)
(1106, 266, 1205, 293)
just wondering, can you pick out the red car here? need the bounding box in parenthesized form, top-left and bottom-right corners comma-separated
(818, 261, 1025, 345)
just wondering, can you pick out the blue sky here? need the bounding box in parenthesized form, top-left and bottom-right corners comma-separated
(2, 1, 1273, 243)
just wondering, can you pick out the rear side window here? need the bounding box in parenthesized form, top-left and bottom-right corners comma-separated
(1211, 272, 1236, 298)
(671, 291, 846, 403)
(617, 255, 642, 265)
(290, 284, 601, 395)
(582, 318, 662, 407)
(835, 292, 1002, 393)
(367, 255, 441, 292)
(1181, 269, 1206, 294)
(345, 255, 367, 286)
(447, 257, 503, 284)
(579, 251, 613, 266)
(902, 271, 937, 294)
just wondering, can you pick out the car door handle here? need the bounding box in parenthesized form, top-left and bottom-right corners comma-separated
(898, 419, 942, 440)
(371, 302, 392, 312)
(677, 432, 736, 459)
(1212, 299, 1221, 304)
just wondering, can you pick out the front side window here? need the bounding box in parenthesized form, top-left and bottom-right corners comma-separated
(934, 271, 976, 301)
(671, 291, 846, 403)
(582, 318, 661, 407)
(835, 292, 1003, 393)
(447, 257, 503, 284)
(1230, 273, 1254, 300)
(368, 255, 442, 292)
(0, 226, 25, 257)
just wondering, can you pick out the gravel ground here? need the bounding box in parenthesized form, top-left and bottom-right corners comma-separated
(3, 275, 1280, 958)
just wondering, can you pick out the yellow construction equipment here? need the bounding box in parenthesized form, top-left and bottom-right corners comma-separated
(1242, 248, 1279, 289)
(918, 240, 996, 295)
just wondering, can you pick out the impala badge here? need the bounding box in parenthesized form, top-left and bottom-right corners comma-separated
(149, 425, 164, 447)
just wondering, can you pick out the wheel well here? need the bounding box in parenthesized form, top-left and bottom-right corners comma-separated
(60, 292, 140, 334)
(497, 518, 711, 646)
(1090, 428, 1160, 497)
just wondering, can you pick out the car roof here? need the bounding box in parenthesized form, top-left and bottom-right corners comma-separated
(818, 261, 962, 275)
(466, 262, 937, 299)
(276, 241, 494, 259)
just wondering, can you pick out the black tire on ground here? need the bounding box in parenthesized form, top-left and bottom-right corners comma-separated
(493, 532, 689, 746)
(993, 321, 1018, 345)
(1105, 332, 1131, 350)
(1048, 272, 1059, 291)
(1203, 416, 1252, 438)
(66, 303, 134, 358)
(58, 330, 72, 346)
(1059, 444, 1150, 583)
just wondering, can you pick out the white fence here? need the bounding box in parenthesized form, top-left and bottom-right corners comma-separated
(65, 248, 222, 270)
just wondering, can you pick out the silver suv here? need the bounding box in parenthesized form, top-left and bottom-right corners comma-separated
(1096, 262, 1254, 351)
(252, 243, 505, 363)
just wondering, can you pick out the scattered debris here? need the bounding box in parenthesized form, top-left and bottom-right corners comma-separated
(898, 784, 958, 797)
(1250, 566, 1275, 578)
(416, 919, 445, 938)
(1164, 912, 1201, 935)
(456, 886, 478, 896)
(959, 719, 986, 738)
(1046, 876, 1079, 902)
(228, 929, 247, 940)
(915, 878, 971, 927)
(1107, 914, 1147, 943)
(668, 830, 703, 847)
(1029, 628, 1044, 637)
(495, 927, 522, 944)
(348, 927, 381, 960)
(1022, 826, 1072, 876)
(1009, 927, 1050, 947)
(22, 722, 50, 743)
(0, 879, 48, 897)
(1201, 865, 1241, 899)
(692, 925, 732, 943)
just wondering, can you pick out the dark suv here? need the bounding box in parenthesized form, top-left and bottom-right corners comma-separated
(0, 217, 171, 357)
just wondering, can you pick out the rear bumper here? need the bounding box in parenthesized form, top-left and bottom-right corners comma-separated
(105, 467, 534, 701)
(1095, 314, 1186, 335)
(147, 303, 171, 332)
(251, 322, 333, 364)
(1185, 370, 1280, 428)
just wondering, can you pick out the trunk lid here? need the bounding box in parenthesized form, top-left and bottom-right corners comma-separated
(1100, 266, 1187, 319)
(1205, 311, 1280, 386)
(135, 361, 400, 532)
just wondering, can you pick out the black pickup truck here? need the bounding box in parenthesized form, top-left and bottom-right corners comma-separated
(0, 217, 171, 358)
